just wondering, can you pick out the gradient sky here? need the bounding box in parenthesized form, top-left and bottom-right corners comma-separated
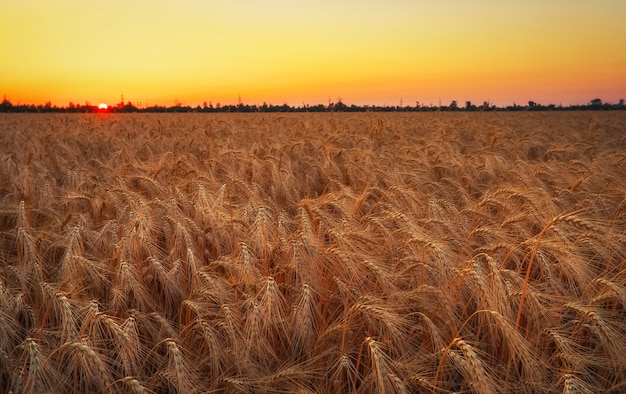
(1, 1, 625, 107)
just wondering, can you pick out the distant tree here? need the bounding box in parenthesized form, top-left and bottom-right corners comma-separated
(117, 102, 138, 113)
(3, 96, 626, 113)
(332, 98, 347, 111)
(0, 96, 13, 112)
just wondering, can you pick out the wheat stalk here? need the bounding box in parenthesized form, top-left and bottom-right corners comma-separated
(0, 112, 624, 392)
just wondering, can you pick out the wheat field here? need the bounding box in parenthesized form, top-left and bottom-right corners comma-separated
(0, 112, 625, 393)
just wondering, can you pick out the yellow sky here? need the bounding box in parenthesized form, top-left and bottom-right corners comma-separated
(1, 1, 625, 107)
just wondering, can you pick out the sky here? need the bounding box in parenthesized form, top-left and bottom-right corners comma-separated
(1, 0, 625, 107)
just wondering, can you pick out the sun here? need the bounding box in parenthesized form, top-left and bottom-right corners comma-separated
(98, 103, 108, 110)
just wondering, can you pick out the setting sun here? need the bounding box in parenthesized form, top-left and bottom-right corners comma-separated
(98, 103, 108, 110)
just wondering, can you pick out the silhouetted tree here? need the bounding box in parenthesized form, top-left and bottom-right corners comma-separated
(590, 98, 602, 108)
(333, 99, 347, 111)
(0, 96, 13, 112)
(2, 96, 625, 113)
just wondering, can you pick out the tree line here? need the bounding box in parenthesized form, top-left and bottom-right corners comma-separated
(1, 97, 624, 113)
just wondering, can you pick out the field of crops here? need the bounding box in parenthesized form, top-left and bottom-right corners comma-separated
(1, 112, 625, 393)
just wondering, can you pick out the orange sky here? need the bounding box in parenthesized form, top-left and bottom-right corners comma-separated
(1, 1, 625, 107)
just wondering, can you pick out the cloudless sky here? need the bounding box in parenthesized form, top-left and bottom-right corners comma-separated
(1, 0, 625, 107)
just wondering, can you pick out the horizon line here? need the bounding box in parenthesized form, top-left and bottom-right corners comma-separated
(2, 95, 624, 109)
